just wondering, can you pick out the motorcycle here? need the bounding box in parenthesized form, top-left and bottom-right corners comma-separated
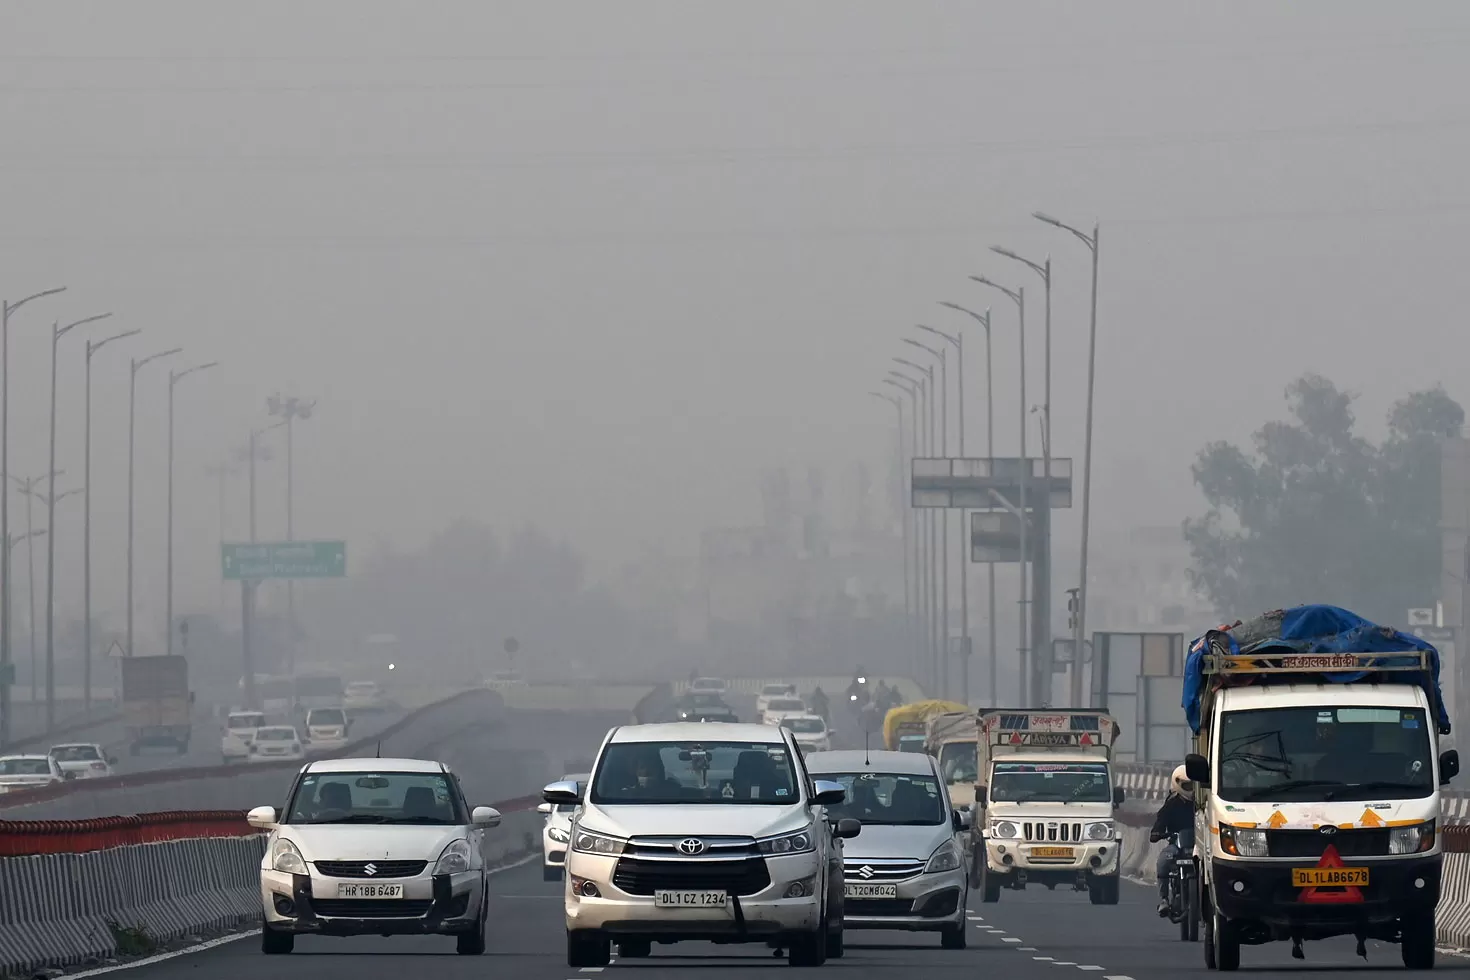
(1158, 830, 1200, 942)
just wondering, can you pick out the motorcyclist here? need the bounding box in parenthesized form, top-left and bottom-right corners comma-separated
(809, 686, 830, 723)
(1149, 764, 1196, 917)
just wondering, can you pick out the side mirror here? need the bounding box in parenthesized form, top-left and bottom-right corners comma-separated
(536, 802, 553, 815)
(246, 805, 279, 829)
(835, 817, 862, 839)
(471, 806, 501, 828)
(543, 780, 583, 806)
(1184, 753, 1211, 787)
(1441, 749, 1460, 784)
(952, 810, 973, 831)
(1113, 787, 1126, 808)
(107, 756, 118, 766)
(975, 787, 988, 809)
(810, 779, 847, 806)
(63, 770, 77, 781)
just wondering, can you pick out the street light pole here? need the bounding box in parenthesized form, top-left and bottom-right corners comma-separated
(128, 348, 182, 657)
(970, 276, 1029, 705)
(918, 322, 968, 703)
(0, 286, 64, 746)
(266, 395, 315, 677)
(1035, 212, 1100, 708)
(10, 472, 58, 706)
(83, 328, 140, 711)
(904, 337, 951, 698)
(870, 390, 910, 669)
(166, 362, 218, 656)
(895, 357, 939, 692)
(884, 376, 923, 676)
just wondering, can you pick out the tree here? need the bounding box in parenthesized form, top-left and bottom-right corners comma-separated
(1184, 374, 1464, 623)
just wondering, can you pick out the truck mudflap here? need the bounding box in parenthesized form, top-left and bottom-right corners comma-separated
(1209, 853, 1441, 940)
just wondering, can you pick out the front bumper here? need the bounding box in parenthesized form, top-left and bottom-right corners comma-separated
(985, 836, 1120, 879)
(1210, 853, 1441, 935)
(842, 868, 966, 931)
(260, 868, 484, 936)
(564, 850, 822, 940)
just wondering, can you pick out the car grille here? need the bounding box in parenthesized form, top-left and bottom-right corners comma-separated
(1023, 821, 1083, 843)
(845, 898, 914, 916)
(314, 860, 428, 878)
(844, 859, 924, 882)
(613, 857, 771, 896)
(310, 899, 433, 918)
(1266, 828, 1391, 858)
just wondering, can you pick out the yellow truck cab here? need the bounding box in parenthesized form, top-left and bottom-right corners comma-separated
(1182, 605, 1458, 971)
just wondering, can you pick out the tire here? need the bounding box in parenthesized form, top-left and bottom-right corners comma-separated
(543, 865, 562, 882)
(1402, 911, 1436, 970)
(567, 930, 610, 968)
(1178, 876, 1191, 942)
(261, 925, 294, 955)
(788, 913, 828, 967)
(1214, 910, 1240, 972)
(1088, 875, 1119, 906)
(981, 868, 1002, 904)
(1186, 875, 1200, 943)
(456, 916, 486, 955)
(941, 922, 967, 949)
(825, 921, 844, 959)
(616, 939, 651, 958)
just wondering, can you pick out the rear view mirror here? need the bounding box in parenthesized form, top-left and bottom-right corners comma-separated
(835, 818, 862, 839)
(952, 810, 973, 831)
(811, 779, 847, 806)
(1441, 749, 1460, 784)
(471, 806, 501, 828)
(1113, 787, 1126, 808)
(1184, 753, 1210, 787)
(246, 805, 278, 829)
(543, 780, 582, 806)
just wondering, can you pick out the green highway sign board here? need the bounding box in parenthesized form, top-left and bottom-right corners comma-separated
(222, 541, 347, 581)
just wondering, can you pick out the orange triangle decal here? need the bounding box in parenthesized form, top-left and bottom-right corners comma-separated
(1298, 844, 1364, 904)
(1266, 810, 1288, 829)
(1359, 808, 1385, 828)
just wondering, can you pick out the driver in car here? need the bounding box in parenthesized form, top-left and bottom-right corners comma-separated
(1149, 765, 1196, 917)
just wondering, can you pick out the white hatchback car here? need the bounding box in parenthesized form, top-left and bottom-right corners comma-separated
(0, 754, 66, 792)
(303, 707, 352, 753)
(538, 772, 590, 881)
(755, 683, 798, 719)
(48, 743, 117, 779)
(249, 758, 501, 954)
(248, 726, 305, 763)
(547, 722, 860, 968)
(760, 697, 809, 727)
(780, 716, 832, 754)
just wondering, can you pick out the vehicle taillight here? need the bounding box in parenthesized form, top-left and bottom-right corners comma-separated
(90, 762, 106, 770)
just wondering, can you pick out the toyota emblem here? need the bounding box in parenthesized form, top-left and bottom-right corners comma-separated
(363, 863, 378, 876)
(857, 866, 875, 879)
(677, 838, 708, 855)
(1319, 826, 1338, 836)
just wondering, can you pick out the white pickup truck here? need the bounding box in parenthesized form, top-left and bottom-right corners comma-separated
(1183, 605, 1458, 971)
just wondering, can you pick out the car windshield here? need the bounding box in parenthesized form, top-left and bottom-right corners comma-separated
(990, 762, 1111, 803)
(898, 734, 927, 753)
(768, 699, 805, 712)
(589, 740, 799, 805)
(228, 713, 264, 730)
(1217, 705, 1434, 802)
(782, 718, 825, 734)
(257, 728, 296, 741)
(50, 745, 101, 762)
(308, 709, 346, 726)
(0, 758, 51, 775)
(286, 771, 467, 825)
(819, 771, 946, 826)
(938, 742, 978, 785)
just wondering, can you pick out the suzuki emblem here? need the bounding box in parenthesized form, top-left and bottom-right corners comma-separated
(858, 865, 875, 879)
(363, 863, 378, 876)
(677, 838, 708, 855)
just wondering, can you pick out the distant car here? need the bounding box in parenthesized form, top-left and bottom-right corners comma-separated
(223, 709, 267, 764)
(687, 676, 728, 696)
(780, 715, 832, 753)
(248, 726, 305, 763)
(343, 681, 387, 714)
(756, 682, 798, 718)
(48, 742, 117, 779)
(674, 693, 732, 721)
(304, 707, 351, 753)
(484, 670, 526, 691)
(760, 697, 809, 726)
(693, 707, 741, 724)
(0, 753, 67, 792)
(537, 771, 589, 881)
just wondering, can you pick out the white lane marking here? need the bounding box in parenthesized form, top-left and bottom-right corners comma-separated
(1033, 955, 1054, 961)
(1078, 968, 1105, 972)
(1103, 976, 1135, 980)
(580, 969, 604, 973)
(1052, 962, 1077, 967)
(1019, 946, 1038, 951)
(60, 851, 544, 978)
(1002, 937, 1022, 943)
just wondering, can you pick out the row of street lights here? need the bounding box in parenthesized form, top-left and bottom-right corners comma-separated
(872, 211, 1101, 707)
(0, 285, 220, 742)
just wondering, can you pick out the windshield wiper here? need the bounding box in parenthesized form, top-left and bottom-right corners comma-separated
(307, 813, 395, 824)
(1237, 779, 1338, 801)
(1321, 780, 1428, 801)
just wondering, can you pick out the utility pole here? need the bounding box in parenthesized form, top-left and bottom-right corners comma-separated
(166, 362, 218, 655)
(238, 421, 285, 707)
(83, 328, 140, 712)
(267, 394, 314, 677)
(904, 336, 951, 697)
(919, 322, 967, 703)
(11, 472, 60, 706)
(128, 348, 182, 656)
(870, 391, 909, 674)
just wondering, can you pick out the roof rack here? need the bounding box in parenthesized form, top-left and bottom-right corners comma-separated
(1202, 650, 1433, 676)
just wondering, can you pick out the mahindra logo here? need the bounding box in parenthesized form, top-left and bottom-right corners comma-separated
(677, 838, 707, 855)
(363, 863, 378, 876)
(1319, 826, 1337, 836)
(857, 865, 875, 879)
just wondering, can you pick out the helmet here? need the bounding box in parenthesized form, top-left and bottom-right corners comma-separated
(1172, 764, 1195, 800)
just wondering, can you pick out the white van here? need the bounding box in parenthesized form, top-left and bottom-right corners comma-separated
(303, 706, 351, 753)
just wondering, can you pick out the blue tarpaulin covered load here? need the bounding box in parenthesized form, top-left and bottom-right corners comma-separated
(1182, 604, 1449, 735)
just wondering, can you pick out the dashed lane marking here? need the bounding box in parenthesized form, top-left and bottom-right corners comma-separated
(1002, 937, 1022, 943)
(1019, 946, 1038, 951)
(1034, 956, 1054, 961)
(1103, 976, 1135, 980)
(1077, 967, 1105, 972)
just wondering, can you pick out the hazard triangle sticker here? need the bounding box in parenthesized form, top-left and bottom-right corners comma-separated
(1297, 844, 1365, 904)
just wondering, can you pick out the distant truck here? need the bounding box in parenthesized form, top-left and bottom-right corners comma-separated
(926, 709, 980, 880)
(975, 709, 1123, 905)
(120, 655, 193, 755)
(882, 699, 969, 752)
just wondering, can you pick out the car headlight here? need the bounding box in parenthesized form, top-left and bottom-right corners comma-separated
(572, 830, 627, 856)
(1219, 824, 1268, 858)
(925, 841, 961, 873)
(434, 838, 474, 875)
(271, 838, 308, 875)
(1390, 821, 1436, 855)
(1085, 821, 1114, 841)
(547, 826, 571, 843)
(757, 828, 815, 855)
(989, 820, 1020, 840)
